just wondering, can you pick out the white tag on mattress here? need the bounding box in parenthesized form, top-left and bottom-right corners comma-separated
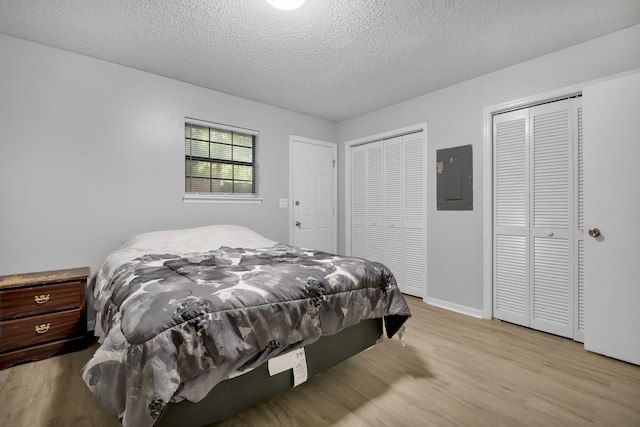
(267, 347, 308, 387)
(268, 352, 293, 376)
(292, 347, 308, 387)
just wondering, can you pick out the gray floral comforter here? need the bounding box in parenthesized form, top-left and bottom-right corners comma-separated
(81, 244, 411, 427)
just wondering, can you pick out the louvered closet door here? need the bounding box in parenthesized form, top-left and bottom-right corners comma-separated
(351, 131, 426, 298)
(351, 145, 368, 258)
(402, 132, 425, 298)
(367, 141, 385, 263)
(574, 99, 585, 343)
(493, 109, 530, 326)
(384, 137, 404, 289)
(529, 100, 574, 338)
(494, 98, 580, 340)
(351, 141, 385, 262)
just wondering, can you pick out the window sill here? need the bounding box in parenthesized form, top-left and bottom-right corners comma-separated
(183, 194, 263, 204)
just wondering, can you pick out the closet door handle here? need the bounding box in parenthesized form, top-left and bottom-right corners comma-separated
(588, 228, 601, 238)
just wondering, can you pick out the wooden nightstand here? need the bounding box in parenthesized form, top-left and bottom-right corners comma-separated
(0, 267, 89, 369)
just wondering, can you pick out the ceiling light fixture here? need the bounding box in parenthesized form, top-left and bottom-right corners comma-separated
(267, 0, 306, 11)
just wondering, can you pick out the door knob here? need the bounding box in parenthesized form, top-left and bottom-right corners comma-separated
(588, 228, 601, 238)
(295, 221, 301, 227)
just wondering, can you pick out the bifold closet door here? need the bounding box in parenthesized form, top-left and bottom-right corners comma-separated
(402, 132, 426, 298)
(366, 141, 385, 263)
(383, 132, 426, 298)
(493, 98, 580, 339)
(493, 108, 530, 327)
(351, 145, 368, 259)
(384, 136, 404, 290)
(574, 102, 585, 343)
(529, 100, 575, 339)
(351, 132, 426, 298)
(351, 141, 384, 263)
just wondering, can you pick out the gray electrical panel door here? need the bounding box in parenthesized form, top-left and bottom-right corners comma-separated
(436, 144, 472, 210)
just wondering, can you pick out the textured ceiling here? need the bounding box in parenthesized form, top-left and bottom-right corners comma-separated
(0, 1, 639, 121)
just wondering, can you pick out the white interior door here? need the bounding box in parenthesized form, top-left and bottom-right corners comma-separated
(291, 138, 336, 253)
(583, 72, 640, 365)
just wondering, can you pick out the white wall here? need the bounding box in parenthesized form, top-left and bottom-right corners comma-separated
(0, 34, 336, 277)
(3, 24, 640, 318)
(336, 24, 640, 313)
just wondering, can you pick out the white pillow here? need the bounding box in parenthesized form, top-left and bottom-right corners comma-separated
(121, 224, 277, 254)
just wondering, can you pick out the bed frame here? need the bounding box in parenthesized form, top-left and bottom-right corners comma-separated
(155, 317, 384, 426)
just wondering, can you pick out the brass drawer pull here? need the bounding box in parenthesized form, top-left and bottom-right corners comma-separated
(34, 294, 51, 304)
(35, 323, 51, 334)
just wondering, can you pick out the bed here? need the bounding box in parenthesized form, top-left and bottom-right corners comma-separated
(81, 225, 411, 427)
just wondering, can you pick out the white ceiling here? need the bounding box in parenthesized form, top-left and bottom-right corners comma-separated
(1, 0, 639, 121)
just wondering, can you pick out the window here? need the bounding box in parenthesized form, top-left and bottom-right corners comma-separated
(184, 119, 260, 202)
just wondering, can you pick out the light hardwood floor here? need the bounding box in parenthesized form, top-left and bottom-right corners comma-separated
(1, 296, 638, 426)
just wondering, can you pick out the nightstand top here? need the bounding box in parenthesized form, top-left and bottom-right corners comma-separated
(0, 267, 90, 290)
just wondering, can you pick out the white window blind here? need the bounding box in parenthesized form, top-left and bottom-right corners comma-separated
(184, 118, 260, 203)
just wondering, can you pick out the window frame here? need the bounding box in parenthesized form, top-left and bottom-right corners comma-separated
(183, 117, 262, 204)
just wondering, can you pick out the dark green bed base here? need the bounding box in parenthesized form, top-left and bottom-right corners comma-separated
(155, 317, 384, 427)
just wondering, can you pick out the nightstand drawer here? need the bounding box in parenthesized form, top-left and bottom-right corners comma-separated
(0, 309, 82, 353)
(0, 280, 84, 321)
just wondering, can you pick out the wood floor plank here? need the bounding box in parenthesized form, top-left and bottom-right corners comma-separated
(0, 296, 638, 426)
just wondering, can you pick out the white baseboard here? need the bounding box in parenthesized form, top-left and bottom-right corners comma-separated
(425, 297, 485, 319)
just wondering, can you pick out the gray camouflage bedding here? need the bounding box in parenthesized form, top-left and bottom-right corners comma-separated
(81, 243, 411, 427)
